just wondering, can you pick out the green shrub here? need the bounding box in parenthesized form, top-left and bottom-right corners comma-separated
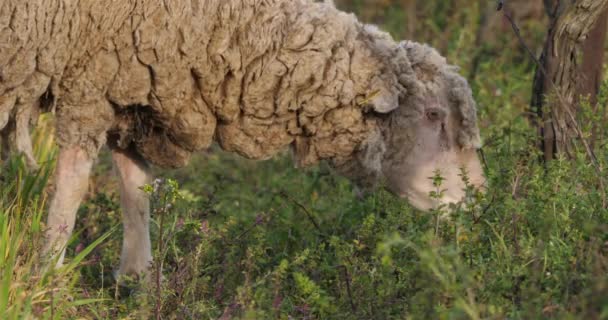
(2, 1, 607, 319)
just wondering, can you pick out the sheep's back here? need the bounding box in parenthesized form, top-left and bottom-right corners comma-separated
(2, 0, 382, 169)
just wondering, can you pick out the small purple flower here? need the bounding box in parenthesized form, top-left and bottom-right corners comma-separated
(255, 213, 265, 225)
(176, 218, 185, 230)
(200, 220, 210, 235)
(214, 283, 224, 301)
(57, 224, 69, 235)
(295, 304, 310, 315)
(272, 294, 283, 310)
(75, 243, 85, 254)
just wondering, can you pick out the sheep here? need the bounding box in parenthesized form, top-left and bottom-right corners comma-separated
(0, 0, 485, 279)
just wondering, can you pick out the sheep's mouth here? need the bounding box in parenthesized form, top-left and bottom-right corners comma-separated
(398, 187, 468, 212)
(398, 189, 435, 212)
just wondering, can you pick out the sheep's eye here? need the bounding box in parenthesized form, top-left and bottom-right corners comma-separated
(426, 110, 441, 121)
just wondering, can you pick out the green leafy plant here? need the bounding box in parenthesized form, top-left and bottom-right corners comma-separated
(2, 2, 607, 319)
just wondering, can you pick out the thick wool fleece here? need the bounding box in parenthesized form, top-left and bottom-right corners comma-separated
(0, 0, 478, 171)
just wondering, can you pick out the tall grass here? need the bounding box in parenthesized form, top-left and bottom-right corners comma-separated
(0, 117, 111, 319)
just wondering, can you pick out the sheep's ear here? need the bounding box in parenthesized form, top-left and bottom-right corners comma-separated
(368, 90, 399, 113)
(360, 75, 402, 113)
(358, 88, 399, 113)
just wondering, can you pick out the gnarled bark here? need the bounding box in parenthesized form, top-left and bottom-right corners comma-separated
(532, 0, 608, 160)
(578, 8, 608, 149)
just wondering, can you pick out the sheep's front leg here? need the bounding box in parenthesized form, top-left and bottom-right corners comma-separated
(44, 146, 94, 267)
(112, 148, 152, 279)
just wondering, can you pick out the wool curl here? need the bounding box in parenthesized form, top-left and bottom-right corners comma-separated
(1, 0, 479, 174)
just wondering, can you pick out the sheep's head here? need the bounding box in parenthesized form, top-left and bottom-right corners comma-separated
(343, 41, 485, 211)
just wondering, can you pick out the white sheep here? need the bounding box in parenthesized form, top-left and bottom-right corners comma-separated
(0, 0, 485, 279)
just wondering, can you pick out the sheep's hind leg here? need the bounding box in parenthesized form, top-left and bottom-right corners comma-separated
(44, 146, 94, 267)
(14, 103, 39, 170)
(0, 102, 39, 170)
(0, 127, 9, 163)
(112, 147, 153, 281)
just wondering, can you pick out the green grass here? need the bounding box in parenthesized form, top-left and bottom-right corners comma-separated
(2, 1, 608, 319)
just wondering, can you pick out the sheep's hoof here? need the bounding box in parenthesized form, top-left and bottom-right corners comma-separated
(113, 268, 162, 294)
(24, 158, 40, 172)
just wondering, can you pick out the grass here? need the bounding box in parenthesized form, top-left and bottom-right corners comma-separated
(2, 0, 608, 319)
